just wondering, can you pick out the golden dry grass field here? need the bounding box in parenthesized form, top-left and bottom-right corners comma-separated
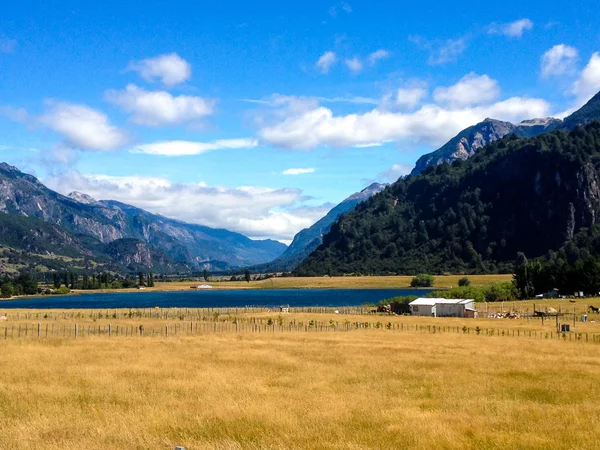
(2, 305, 600, 449)
(1, 326, 600, 450)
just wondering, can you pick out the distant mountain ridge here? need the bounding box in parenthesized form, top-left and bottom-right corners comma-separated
(411, 92, 600, 176)
(257, 182, 387, 271)
(0, 163, 287, 272)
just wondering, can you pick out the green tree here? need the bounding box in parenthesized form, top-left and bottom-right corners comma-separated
(458, 277, 471, 287)
(411, 274, 434, 287)
(244, 269, 251, 283)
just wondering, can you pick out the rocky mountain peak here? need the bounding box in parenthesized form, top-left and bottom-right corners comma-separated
(68, 191, 100, 205)
(0, 162, 20, 173)
(347, 183, 388, 201)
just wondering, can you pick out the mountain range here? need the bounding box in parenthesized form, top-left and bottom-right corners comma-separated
(0, 163, 383, 275)
(411, 91, 600, 175)
(0, 163, 286, 273)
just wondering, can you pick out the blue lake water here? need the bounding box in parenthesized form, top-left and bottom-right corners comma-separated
(0, 289, 432, 309)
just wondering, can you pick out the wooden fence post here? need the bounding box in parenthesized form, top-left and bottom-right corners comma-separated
(75, 324, 78, 338)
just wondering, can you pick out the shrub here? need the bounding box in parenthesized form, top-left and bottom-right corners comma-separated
(427, 282, 519, 303)
(51, 286, 71, 295)
(458, 277, 471, 287)
(411, 274, 434, 287)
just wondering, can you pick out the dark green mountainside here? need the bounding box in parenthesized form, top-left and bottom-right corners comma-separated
(297, 122, 600, 276)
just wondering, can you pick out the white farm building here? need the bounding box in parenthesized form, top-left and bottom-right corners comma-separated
(409, 298, 477, 318)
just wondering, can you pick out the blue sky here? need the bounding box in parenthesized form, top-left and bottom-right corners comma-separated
(1, 0, 600, 242)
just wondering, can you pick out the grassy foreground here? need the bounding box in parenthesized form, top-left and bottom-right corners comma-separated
(1, 325, 600, 449)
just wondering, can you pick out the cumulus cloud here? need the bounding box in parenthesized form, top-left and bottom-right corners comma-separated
(44, 171, 325, 241)
(384, 87, 428, 110)
(131, 138, 258, 156)
(257, 95, 550, 150)
(282, 168, 316, 175)
(410, 36, 467, 65)
(127, 53, 191, 86)
(39, 102, 128, 151)
(541, 45, 579, 78)
(377, 163, 412, 182)
(316, 51, 337, 74)
(345, 57, 363, 73)
(433, 73, 500, 108)
(488, 18, 533, 38)
(572, 52, 600, 104)
(368, 49, 390, 65)
(105, 84, 215, 127)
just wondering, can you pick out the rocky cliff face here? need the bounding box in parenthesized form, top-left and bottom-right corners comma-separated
(0, 164, 127, 242)
(104, 239, 155, 267)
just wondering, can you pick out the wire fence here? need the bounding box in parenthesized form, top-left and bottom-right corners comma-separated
(3, 318, 600, 345)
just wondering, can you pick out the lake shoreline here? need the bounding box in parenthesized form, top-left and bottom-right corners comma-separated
(0, 288, 433, 310)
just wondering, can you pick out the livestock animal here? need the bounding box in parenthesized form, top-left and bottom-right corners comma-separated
(588, 305, 600, 313)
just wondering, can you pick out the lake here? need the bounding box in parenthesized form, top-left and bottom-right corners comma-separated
(0, 289, 432, 309)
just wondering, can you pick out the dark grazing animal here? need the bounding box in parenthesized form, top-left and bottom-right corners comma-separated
(588, 305, 600, 313)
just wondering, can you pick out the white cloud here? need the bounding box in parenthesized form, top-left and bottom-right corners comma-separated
(0, 38, 16, 53)
(368, 49, 390, 65)
(131, 138, 258, 156)
(316, 51, 337, 74)
(282, 168, 316, 175)
(39, 102, 128, 151)
(488, 18, 533, 38)
(257, 95, 550, 150)
(410, 36, 467, 65)
(572, 52, 600, 104)
(105, 84, 215, 127)
(45, 171, 324, 241)
(377, 164, 412, 182)
(433, 73, 500, 108)
(127, 53, 191, 86)
(345, 57, 363, 73)
(391, 87, 428, 110)
(541, 45, 579, 78)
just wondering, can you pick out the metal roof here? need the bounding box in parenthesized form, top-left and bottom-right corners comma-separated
(409, 298, 475, 306)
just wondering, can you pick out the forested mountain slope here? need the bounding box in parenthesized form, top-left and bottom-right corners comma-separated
(297, 122, 600, 275)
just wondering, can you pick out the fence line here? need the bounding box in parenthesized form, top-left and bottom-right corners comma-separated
(0, 306, 375, 322)
(3, 320, 600, 345)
